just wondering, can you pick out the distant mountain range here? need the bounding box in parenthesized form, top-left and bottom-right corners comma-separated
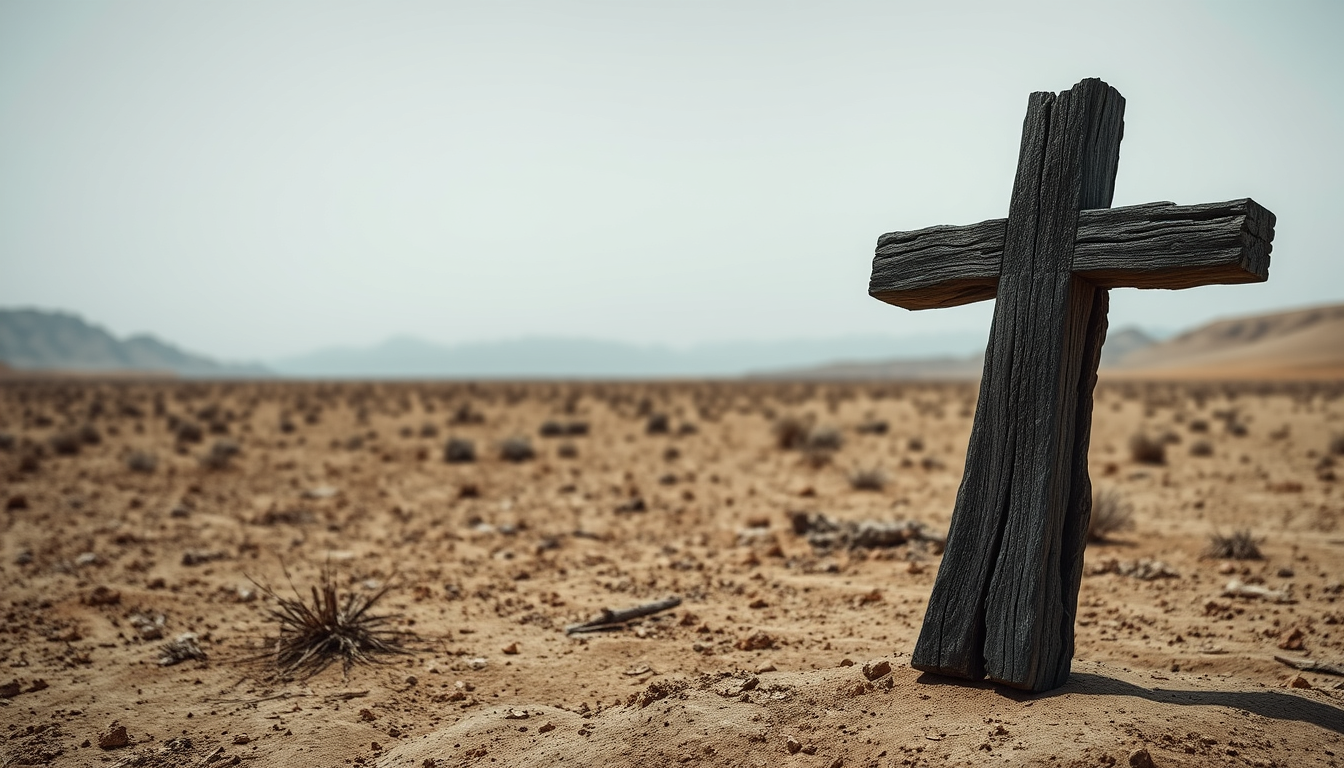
(2, 303, 1338, 380)
(268, 333, 988, 379)
(0, 309, 268, 378)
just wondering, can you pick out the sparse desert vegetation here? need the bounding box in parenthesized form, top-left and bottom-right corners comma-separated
(1087, 487, 1134, 542)
(1, 377, 1342, 766)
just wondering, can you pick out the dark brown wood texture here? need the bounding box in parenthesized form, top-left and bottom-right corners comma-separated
(870, 199, 1275, 310)
(886, 77, 1275, 692)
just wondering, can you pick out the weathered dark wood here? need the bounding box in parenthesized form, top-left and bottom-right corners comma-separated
(870, 199, 1274, 310)
(910, 79, 1127, 691)
(877, 77, 1274, 692)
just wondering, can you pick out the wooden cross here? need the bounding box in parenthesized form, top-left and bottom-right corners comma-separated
(868, 78, 1275, 692)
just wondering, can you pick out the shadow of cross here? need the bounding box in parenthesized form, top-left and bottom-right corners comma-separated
(868, 77, 1276, 692)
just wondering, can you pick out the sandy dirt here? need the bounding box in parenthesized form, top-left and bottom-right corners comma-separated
(2, 378, 1342, 767)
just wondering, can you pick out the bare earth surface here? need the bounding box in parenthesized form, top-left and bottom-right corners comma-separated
(2, 379, 1343, 768)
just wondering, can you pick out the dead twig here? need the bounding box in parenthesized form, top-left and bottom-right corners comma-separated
(1274, 655, 1344, 677)
(324, 689, 371, 701)
(565, 597, 682, 635)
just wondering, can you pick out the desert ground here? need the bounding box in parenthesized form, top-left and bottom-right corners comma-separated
(2, 377, 1342, 768)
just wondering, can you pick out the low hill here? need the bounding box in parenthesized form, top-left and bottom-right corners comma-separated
(0, 308, 268, 378)
(1111, 302, 1344, 380)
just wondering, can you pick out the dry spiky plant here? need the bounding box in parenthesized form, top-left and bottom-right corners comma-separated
(253, 567, 414, 680)
(1087, 488, 1134, 542)
(1207, 530, 1263, 560)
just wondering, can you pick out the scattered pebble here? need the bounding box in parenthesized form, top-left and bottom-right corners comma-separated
(98, 722, 130, 750)
(862, 660, 892, 681)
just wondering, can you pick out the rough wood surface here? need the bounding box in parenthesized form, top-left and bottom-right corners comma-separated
(870, 199, 1274, 310)
(881, 77, 1276, 693)
(911, 78, 1125, 691)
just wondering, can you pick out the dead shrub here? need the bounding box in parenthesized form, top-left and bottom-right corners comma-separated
(200, 439, 240, 470)
(1128, 432, 1165, 464)
(855, 419, 889, 435)
(646, 413, 670, 435)
(126, 450, 158, 473)
(175, 421, 204, 444)
(772, 415, 811, 450)
(499, 436, 535, 463)
(47, 431, 81, 456)
(450, 403, 485, 425)
(1087, 488, 1134, 542)
(804, 425, 844, 452)
(1207, 529, 1263, 560)
(444, 438, 475, 463)
(848, 467, 888, 491)
(252, 567, 413, 680)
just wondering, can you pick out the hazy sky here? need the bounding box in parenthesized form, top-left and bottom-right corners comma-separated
(2, 1, 1341, 361)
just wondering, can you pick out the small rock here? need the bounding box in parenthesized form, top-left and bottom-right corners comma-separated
(735, 631, 774, 651)
(233, 734, 251, 745)
(756, 662, 777, 674)
(0, 680, 20, 698)
(1277, 627, 1306, 651)
(158, 633, 207, 666)
(1128, 747, 1156, 768)
(1287, 674, 1312, 689)
(502, 642, 519, 655)
(862, 660, 892, 681)
(99, 722, 130, 749)
(838, 658, 855, 667)
(129, 613, 166, 640)
(5, 495, 27, 510)
(360, 708, 377, 721)
(467, 657, 488, 670)
(785, 736, 802, 754)
(539, 722, 556, 733)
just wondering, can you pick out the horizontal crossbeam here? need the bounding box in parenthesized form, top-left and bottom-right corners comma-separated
(870, 198, 1275, 310)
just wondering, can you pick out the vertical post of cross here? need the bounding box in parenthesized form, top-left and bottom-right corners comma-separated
(912, 79, 1124, 691)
